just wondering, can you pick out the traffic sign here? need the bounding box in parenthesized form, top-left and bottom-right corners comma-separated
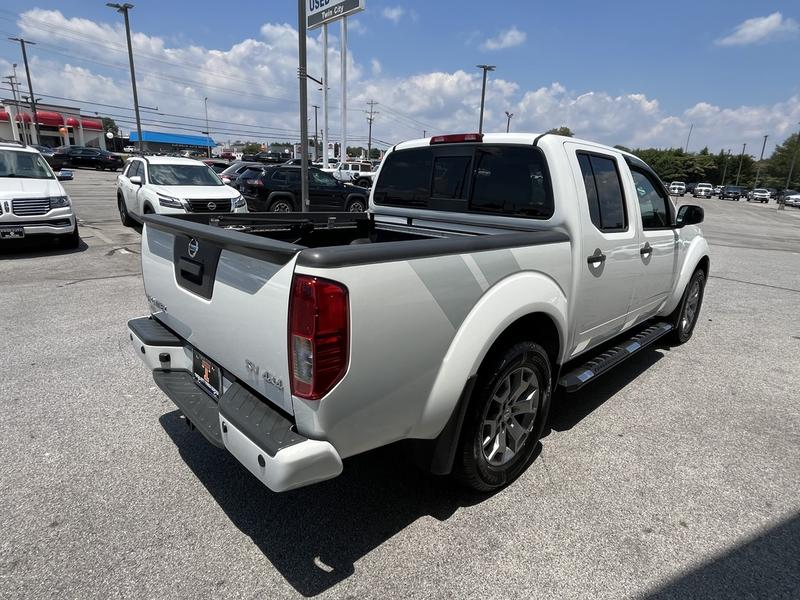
(307, 0, 364, 30)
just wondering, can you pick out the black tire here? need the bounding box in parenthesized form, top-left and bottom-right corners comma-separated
(668, 268, 706, 344)
(118, 196, 133, 227)
(455, 341, 552, 492)
(354, 178, 371, 188)
(61, 223, 81, 249)
(143, 203, 155, 215)
(268, 198, 294, 212)
(346, 197, 366, 212)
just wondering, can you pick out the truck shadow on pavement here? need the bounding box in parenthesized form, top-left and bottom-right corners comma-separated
(0, 237, 88, 258)
(159, 413, 485, 597)
(643, 512, 800, 599)
(158, 345, 667, 597)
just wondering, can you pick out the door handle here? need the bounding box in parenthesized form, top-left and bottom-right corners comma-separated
(587, 251, 606, 265)
(640, 243, 652, 256)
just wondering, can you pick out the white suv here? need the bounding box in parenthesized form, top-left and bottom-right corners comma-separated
(115, 156, 247, 226)
(0, 141, 79, 247)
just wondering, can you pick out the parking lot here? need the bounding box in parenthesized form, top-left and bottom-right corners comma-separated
(1, 169, 799, 599)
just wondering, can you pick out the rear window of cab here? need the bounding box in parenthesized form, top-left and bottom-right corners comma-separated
(373, 144, 554, 219)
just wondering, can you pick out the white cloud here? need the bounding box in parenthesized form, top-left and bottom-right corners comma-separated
(715, 12, 799, 46)
(481, 27, 526, 51)
(9, 10, 799, 155)
(381, 7, 404, 24)
(348, 19, 367, 35)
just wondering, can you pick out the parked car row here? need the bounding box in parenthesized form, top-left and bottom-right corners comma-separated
(668, 181, 789, 203)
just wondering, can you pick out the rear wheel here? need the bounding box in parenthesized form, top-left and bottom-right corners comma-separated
(346, 197, 366, 212)
(455, 341, 551, 492)
(268, 198, 294, 212)
(354, 178, 371, 188)
(669, 269, 706, 344)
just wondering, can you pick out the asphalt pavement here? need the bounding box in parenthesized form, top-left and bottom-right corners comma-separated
(1, 171, 798, 599)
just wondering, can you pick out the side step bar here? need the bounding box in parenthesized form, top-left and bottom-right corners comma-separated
(559, 321, 673, 392)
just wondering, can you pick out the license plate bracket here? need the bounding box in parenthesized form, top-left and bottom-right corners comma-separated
(0, 226, 24, 239)
(192, 349, 222, 398)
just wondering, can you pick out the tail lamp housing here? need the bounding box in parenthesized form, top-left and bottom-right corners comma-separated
(289, 275, 349, 400)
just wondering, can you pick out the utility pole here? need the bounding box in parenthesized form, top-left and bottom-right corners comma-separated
(106, 4, 143, 154)
(340, 18, 347, 161)
(366, 100, 378, 159)
(684, 123, 693, 153)
(720, 149, 731, 186)
(297, 0, 309, 211)
(505, 111, 514, 133)
(476, 64, 495, 134)
(2, 72, 22, 142)
(753, 134, 768, 189)
(204, 96, 210, 158)
(9, 38, 40, 144)
(423, 129, 426, 138)
(735, 142, 746, 186)
(311, 104, 319, 159)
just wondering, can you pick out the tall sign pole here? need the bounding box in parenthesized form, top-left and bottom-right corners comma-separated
(340, 18, 347, 160)
(298, 0, 309, 211)
(753, 135, 768, 189)
(322, 23, 329, 169)
(106, 4, 144, 155)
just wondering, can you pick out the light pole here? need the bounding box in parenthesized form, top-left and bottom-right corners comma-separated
(297, 0, 309, 211)
(735, 142, 746, 186)
(720, 149, 731, 186)
(106, 3, 143, 155)
(476, 64, 495, 134)
(753, 135, 768, 189)
(505, 111, 514, 133)
(9, 38, 40, 144)
(684, 123, 693, 153)
(203, 97, 210, 157)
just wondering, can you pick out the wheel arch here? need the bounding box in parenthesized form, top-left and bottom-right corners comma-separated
(660, 235, 710, 316)
(266, 191, 296, 209)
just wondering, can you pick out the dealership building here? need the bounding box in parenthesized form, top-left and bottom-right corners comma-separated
(0, 100, 109, 149)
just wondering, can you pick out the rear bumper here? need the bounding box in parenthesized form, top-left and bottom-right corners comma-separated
(128, 316, 343, 492)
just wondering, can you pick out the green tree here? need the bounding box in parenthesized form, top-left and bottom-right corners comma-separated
(101, 117, 118, 135)
(546, 126, 573, 137)
(766, 133, 800, 189)
(242, 142, 261, 154)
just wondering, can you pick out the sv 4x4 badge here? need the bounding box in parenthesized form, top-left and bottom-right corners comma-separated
(245, 359, 284, 390)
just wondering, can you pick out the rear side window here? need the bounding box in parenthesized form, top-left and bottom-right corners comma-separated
(373, 148, 433, 207)
(471, 146, 552, 218)
(577, 153, 627, 231)
(128, 161, 141, 179)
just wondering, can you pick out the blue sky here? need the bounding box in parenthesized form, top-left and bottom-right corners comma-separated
(0, 1, 798, 152)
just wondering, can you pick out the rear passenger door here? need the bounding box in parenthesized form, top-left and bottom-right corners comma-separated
(566, 144, 640, 355)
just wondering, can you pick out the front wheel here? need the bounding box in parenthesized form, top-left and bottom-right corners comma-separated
(60, 223, 81, 249)
(118, 196, 133, 227)
(455, 341, 551, 492)
(669, 269, 706, 344)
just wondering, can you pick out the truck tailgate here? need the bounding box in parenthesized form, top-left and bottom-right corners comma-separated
(141, 215, 303, 414)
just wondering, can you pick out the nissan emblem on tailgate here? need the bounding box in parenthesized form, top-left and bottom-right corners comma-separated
(188, 238, 199, 258)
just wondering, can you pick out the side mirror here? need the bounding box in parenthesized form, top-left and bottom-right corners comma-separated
(129, 175, 142, 185)
(221, 176, 231, 184)
(676, 204, 704, 227)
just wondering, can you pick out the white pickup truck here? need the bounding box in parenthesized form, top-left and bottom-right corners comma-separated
(128, 132, 709, 493)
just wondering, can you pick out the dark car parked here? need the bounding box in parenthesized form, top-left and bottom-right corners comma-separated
(30, 144, 67, 171)
(241, 151, 287, 164)
(719, 185, 745, 200)
(202, 159, 230, 173)
(53, 146, 124, 171)
(242, 165, 368, 212)
(218, 161, 264, 188)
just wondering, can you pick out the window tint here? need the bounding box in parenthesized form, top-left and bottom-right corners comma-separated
(310, 169, 337, 186)
(577, 153, 627, 231)
(271, 169, 288, 183)
(432, 156, 470, 199)
(470, 146, 553, 218)
(373, 148, 433, 207)
(128, 161, 141, 178)
(631, 169, 670, 228)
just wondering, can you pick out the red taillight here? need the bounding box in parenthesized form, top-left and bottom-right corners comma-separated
(430, 133, 483, 145)
(289, 275, 349, 400)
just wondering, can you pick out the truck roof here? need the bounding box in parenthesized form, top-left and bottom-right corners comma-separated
(391, 132, 633, 159)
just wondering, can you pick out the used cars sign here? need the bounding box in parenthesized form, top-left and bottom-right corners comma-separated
(307, 0, 364, 30)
